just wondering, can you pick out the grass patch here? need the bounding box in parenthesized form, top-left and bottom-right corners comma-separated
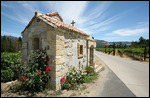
(42, 89, 48, 96)
(86, 91, 90, 94)
(78, 92, 81, 95)
(80, 85, 87, 91)
(69, 93, 77, 97)
(84, 73, 99, 83)
(52, 90, 62, 96)
(99, 66, 105, 72)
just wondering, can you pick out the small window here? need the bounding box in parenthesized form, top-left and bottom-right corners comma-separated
(33, 38, 39, 50)
(78, 44, 83, 58)
(80, 45, 83, 55)
(37, 18, 40, 22)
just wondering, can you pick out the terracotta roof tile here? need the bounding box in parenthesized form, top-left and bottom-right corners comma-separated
(46, 12, 63, 22)
(39, 13, 89, 37)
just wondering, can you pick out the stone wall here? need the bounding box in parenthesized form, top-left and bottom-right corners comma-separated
(22, 17, 49, 63)
(47, 28, 65, 90)
(64, 31, 88, 71)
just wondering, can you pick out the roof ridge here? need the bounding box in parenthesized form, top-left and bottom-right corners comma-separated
(45, 12, 63, 22)
(39, 13, 89, 36)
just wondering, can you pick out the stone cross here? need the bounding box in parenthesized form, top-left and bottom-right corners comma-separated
(71, 20, 75, 26)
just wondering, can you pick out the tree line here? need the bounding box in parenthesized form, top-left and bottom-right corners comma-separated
(1, 36, 22, 52)
(130, 36, 149, 48)
(107, 37, 149, 48)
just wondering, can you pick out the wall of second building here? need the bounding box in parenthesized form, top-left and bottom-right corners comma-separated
(64, 31, 88, 71)
(87, 40, 96, 66)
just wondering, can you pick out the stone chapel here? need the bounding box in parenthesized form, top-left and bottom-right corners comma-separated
(21, 12, 96, 90)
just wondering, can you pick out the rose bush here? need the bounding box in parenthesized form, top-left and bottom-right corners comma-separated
(18, 50, 51, 92)
(61, 67, 86, 90)
(61, 66, 97, 90)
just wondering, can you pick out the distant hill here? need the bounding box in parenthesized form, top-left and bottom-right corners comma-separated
(1, 35, 19, 42)
(95, 39, 110, 48)
(95, 39, 131, 48)
(109, 42, 131, 46)
(1, 35, 22, 52)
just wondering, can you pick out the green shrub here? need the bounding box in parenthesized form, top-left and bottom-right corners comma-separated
(61, 66, 98, 90)
(1, 51, 22, 81)
(10, 58, 23, 80)
(1, 69, 14, 82)
(61, 67, 86, 90)
(85, 65, 96, 76)
(19, 49, 51, 92)
(1, 51, 21, 70)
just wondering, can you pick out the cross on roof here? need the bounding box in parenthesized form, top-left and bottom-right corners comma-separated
(71, 20, 75, 26)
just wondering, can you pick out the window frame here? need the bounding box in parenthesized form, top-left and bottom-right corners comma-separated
(78, 43, 84, 58)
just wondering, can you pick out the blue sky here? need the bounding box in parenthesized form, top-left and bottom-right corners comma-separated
(1, 1, 149, 42)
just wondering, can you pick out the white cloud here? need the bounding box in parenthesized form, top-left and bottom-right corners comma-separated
(2, 31, 20, 37)
(109, 28, 149, 36)
(85, 1, 112, 21)
(1, 11, 29, 25)
(1, 1, 44, 25)
(137, 21, 149, 27)
(1, 1, 14, 8)
(1, 1, 133, 37)
(43, 1, 88, 25)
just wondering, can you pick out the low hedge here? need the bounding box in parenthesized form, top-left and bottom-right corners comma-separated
(1, 69, 14, 82)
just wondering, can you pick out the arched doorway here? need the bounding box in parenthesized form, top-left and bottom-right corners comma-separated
(90, 45, 94, 66)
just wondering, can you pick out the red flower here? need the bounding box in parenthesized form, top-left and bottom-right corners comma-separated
(91, 71, 93, 72)
(19, 78, 22, 80)
(22, 77, 26, 82)
(46, 58, 49, 61)
(71, 84, 73, 87)
(61, 76, 65, 82)
(48, 67, 52, 70)
(43, 78, 46, 80)
(45, 67, 52, 72)
(45, 69, 48, 72)
(86, 70, 89, 73)
(70, 80, 72, 82)
(65, 79, 67, 81)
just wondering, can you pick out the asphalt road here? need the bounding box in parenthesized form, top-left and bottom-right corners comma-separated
(95, 51, 149, 97)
